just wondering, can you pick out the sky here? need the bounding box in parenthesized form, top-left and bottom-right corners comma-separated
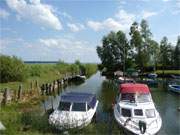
(0, 0, 180, 63)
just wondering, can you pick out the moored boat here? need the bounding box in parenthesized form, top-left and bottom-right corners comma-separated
(168, 84, 180, 94)
(116, 77, 135, 84)
(114, 83, 162, 135)
(49, 92, 98, 130)
(148, 73, 158, 79)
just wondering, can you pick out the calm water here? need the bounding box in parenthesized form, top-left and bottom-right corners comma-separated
(44, 72, 180, 135)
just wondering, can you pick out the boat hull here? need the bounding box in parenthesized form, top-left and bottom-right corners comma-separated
(49, 101, 98, 130)
(168, 85, 180, 94)
(114, 104, 162, 135)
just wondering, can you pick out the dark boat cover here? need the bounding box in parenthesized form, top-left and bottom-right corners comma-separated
(60, 92, 97, 108)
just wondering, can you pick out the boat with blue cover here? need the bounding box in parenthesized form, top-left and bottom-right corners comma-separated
(49, 92, 98, 129)
(168, 84, 180, 94)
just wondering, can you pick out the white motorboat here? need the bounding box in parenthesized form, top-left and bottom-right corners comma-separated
(168, 84, 180, 94)
(117, 77, 135, 84)
(114, 83, 162, 135)
(49, 92, 98, 130)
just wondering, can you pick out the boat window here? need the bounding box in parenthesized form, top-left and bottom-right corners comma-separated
(121, 93, 135, 103)
(121, 108, 131, 117)
(58, 102, 71, 111)
(72, 103, 86, 111)
(117, 104, 120, 113)
(136, 94, 151, 103)
(88, 96, 97, 109)
(134, 109, 143, 116)
(145, 109, 155, 118)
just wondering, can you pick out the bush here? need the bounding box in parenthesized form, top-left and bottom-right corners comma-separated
(26, 65, 42, 77)
(0, 55, 27, 83)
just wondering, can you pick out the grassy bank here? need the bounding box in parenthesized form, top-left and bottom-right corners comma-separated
(155, 70, 180, 75)
(0, 63, 97, 92)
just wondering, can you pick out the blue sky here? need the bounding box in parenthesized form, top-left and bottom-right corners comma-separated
(0, 0, 180, 63)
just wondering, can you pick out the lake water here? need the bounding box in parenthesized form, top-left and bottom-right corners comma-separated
(43, 72, 180, 135)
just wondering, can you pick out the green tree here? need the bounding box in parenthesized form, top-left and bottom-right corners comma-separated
(140, 19, 153, 67)
(97, 31, 129, 72)
(148, 40, 159, 70)
(129, 22, 144, 71)
(0, 55, 27, 83)
(159, 37, 173, 71)
(174, 36, 180, 69)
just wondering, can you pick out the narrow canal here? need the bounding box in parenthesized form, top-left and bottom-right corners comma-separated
(43, 72, 180, 135)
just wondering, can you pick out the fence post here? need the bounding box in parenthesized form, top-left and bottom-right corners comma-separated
(45, 83, 48, 95)
(30, 81, 33, 93)
(2, 88, 9, 105)
(18, 84, 22, 100)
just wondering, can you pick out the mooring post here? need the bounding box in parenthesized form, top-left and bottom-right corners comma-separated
(49, 84, 52, 94)
(52, 81, 55, 93)
(42, 99, 46, 113)
(51, 96, 54, 110)
(45, 83, 48, 95)
(2, 88, 8, 105)
(18, 84, 22, 100)
(30, 81, 33, 93)
(41, 84, 45, 95)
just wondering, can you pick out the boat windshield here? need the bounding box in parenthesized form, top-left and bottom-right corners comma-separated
(121, 93, 151, 103)
(58, 102, 71, 111)
(72, 103, 86, 111)
(121, 93, 135, 103)
(136, 93, 151, 103)
(145, 109, 155, 118)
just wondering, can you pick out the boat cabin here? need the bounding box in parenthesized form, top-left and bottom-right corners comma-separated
(58, 92, 97, 112)
(118, 83, 152, 103)
(116, 83, 155, 118)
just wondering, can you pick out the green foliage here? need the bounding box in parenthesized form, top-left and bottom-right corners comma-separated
(97, 30, 129, 71)
(27, 65, 42, 77)
(159, 37, 173, 68)
(55, 60, 97, 77)
(83, 64, 97, 77)
(0, 55, 27, 83)
(129, 20, 153, 71)
(174, 36, 180, 69)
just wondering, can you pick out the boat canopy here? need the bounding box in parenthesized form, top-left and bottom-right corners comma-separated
(120, 83, 150, 94)
(60, 92, 97, 108)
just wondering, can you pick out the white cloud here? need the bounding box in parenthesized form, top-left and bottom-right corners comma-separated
(39, 37, 99, 62)
(6, 0, 62, 30)
(87, 9, 135, 32)
(115, 9, 135, 24)
(87, 21, 104, 31)
(162, 0, 171, 2)
(67, 23, 85, 32)
(0, 8, 10, 19)
(141, 10, 158, 19)
(60, 12, 72, 20)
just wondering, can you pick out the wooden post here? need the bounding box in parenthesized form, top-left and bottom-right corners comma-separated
(42, 99, 46, 113)
(35, 80, 38, 88)
(51, 96, 54, 110)
(52, 82, 55, 93)
(18, 84, 22, 100)
(30, 81, 33, 93)
(41, 84, 45, 95)
(49, 84, 52, 94)
(45, 83, 48, 95)
(2, 88, 9, 105)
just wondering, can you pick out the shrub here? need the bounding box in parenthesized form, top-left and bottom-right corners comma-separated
(27, 65, 42, 77)
(0, 55, 27, 83)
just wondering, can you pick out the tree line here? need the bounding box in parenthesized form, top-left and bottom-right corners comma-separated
(97, 19, 180, 73)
